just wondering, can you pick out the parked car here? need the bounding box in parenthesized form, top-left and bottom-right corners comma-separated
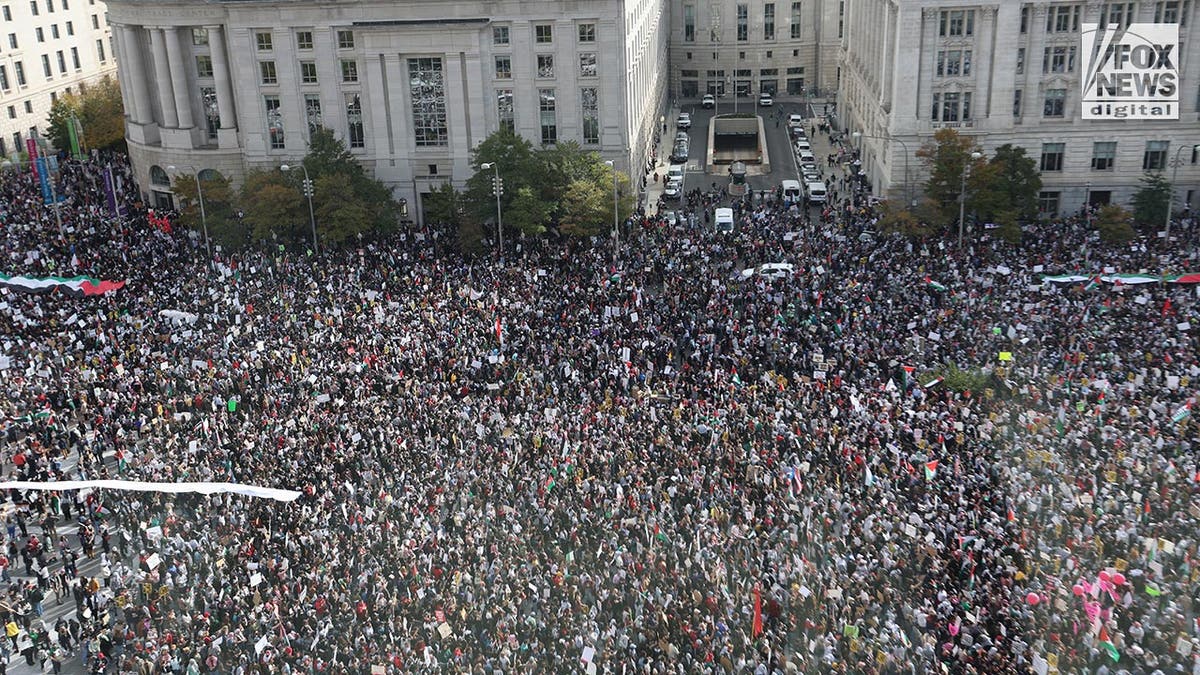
(676, 113, 692, 129)
(794, 139, 812, 153)
(675, 131, 689, 143)
(788, 114, 804, 129)
(740, 262, 796, 280)
(802, 166, 821, 183)
(663, 183, 682, 200)
(758, 92, 774, 107)
(670, 142, 689, 163)
(702, 94, 716, 108)
(798, 150, 816, 166)
(666, 165, 684, 183)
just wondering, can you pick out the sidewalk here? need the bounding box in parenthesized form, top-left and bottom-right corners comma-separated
(641, 102, 680, 216)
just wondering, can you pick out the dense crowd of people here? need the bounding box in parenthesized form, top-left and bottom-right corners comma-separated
(0, 128, 1197, 675)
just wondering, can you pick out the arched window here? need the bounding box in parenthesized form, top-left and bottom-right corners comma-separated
(149, 165, 169, 186)
(197, 168, 222, 182)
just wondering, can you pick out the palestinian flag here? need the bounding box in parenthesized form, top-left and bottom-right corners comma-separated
(924, 275, 947, 292)
(1099, 626, 1120, 662)
(1169, 272, 1200, 284)
(1172, 401, 1192, 424)
(924, 460, 938, 481)
(0, 274, 125, 297)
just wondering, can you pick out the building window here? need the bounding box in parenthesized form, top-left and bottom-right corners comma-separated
(764, 3, 775, 40)
(50, 24, 58, 38)
(538, 88, 556, 144)
(1038, 191, 1060, 216)
(97, 38, 105, 62)
(303, 93, 321, 134)
(535, 24, 553, 44)
(36, 27, 43, 42)
(939, 9, 975, 37)
(1101, 2, 1135, 28)
(70, 46, 78, 70)
(341, 59, 358, 83)
(409, 57, 448, 147)
(0, 65, 7, 90)
(196, 55, 213, 77)
(937, 50, 972, 77)
(336, 30, 354, 49)
(201, 86, 218, 139)
(8, 33, 15, 48)
(493, 26, 509, 45)
(299, 61, 317, 84)
(1041, 143, 1065, 171)
(42, 54, 51, 77)
(1155, 1, 1189, 24)
(737, 4, 748, 41)
(1016, 48, 1025, 74)
(578, 23, 595, 42)
(495, 55, 511, 79)
(1042, 46, 1077, 73)
(1092, 141, 1116, 170)
(29, 0, 36, 15)
(1013, 89, 1022, 116)
(1143, 140, 1168, 170)
(296, 31, 313, 50)
(537, 53, 554, 78)
(579, 53, 596, 78)
(1046, 4, 1081, 32)
(50, 91, 58, 104)
(581, 87, 598, 144)
(1043, 88, 1066, 117)
(346, 93, 364, 148)
(256, 31, 272, 51)
(496, 88, 514, 133)
(684, 4, 695, 41)
(66, 21, 73, 36)
(791, 2, 802, 38)
(265, 95, 284, 149)
(259, 61, 277, 85)
(90, 13, 97, 28)
(24, 100, 31, 113)
(14, 60, 24, 86)
(1, 6, 9, 20)
(192, 28, 208, 45)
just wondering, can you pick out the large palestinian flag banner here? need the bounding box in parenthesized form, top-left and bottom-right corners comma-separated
(0, 274, 126, 296)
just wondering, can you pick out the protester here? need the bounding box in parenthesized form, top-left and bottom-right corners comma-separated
(0, 136, 1197, 675)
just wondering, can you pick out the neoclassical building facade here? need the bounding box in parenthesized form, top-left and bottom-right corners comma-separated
(837, 0, 1200, 216)
(104, 0, 668, 217)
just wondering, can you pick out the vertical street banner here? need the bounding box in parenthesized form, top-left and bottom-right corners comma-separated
(67, 116, 82, 159)
(104, 167, 120, 218)
(25, 138, 39, 179)
(35, 157, 53, 204)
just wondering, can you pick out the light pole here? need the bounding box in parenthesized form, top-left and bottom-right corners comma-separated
(1165, 143, 1200, 241)
(959, 151, 983, 247)
(167, 164, 212, 269)
(605, 160, 619, 262)
(480, 162, 504, 262)
(852, 131, 913, 207)
(1084, 181, 1091, 224)
(280, 164, 318, 255)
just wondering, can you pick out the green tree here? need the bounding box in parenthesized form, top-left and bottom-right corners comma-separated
(171, 172, 248, 251)
(314, 173, 375, 245)
(984, 144, 1041, 219)
(466, 130, 546, 235)
(45, 76, 125, 152)
(559, 179, 610, 237)
(915, 128, 984, 225)
(505, 186, 551, 235)
(1131, 172, 1171, 229)
(877, 201, 935, 239)
(239, 169, 307, 245)
(1094, 204, 1136, 243)
(423, 182, 464, 226)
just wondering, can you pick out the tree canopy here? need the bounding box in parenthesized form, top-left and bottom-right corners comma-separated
(46, 76, 125, 153)
(1131, 172, 1171, 230)
(170, 171, 247, 252)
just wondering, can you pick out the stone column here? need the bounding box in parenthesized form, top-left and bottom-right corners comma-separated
(148, 28, 179, 128)
(119, 26, 153, 125)
(165, 27, 194, 129)
(206, 25, 236, 130)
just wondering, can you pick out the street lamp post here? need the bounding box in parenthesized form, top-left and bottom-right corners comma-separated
(1165, 143, 1200, 242)
(852, 131, 913, 207)
(480, 162, 504, 262)
(1084, 181, 1091, 224)
(280, 164, 318, 255)
(167, 164, 213, 269)
(959, 151, 984, 247)
(605, 160, 619, 262)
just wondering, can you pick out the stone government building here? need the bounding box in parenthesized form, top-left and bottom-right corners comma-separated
(838, 1, 1200, 216)
(105, 0, 1199, 221)
(105, 0, 668, 216)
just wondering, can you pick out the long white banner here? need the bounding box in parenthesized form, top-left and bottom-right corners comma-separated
(0, 480, 301, 502)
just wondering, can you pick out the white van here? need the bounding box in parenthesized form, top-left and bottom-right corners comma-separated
(781, 180, 803, 205)
(806, 181, 827, 204)
(666, 165, 684, 184)
(798, 150, 816, 166)
(714, 207, 735, 232)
